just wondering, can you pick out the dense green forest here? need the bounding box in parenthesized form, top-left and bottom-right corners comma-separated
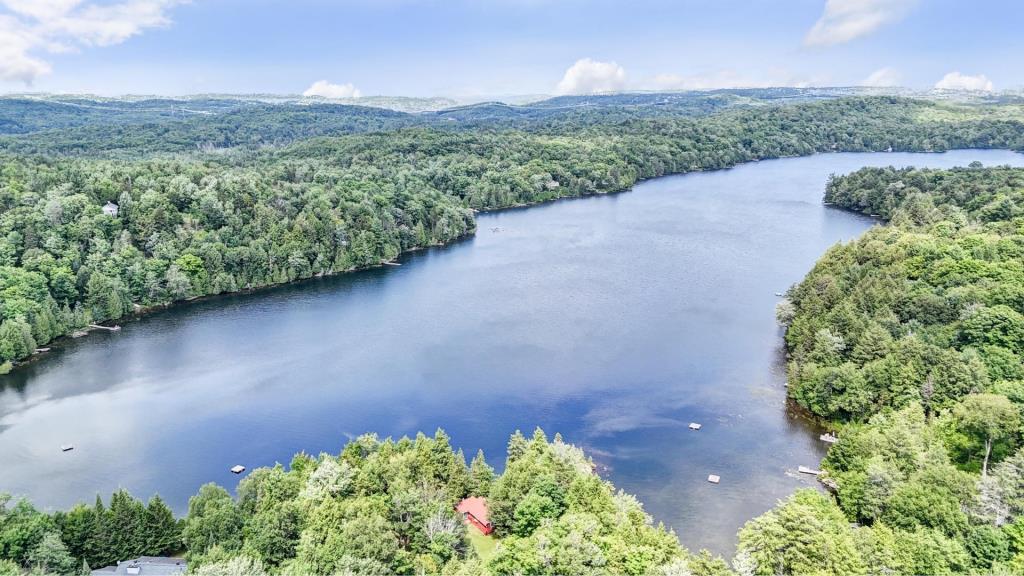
(4, 93, 1024, 574)
(768, 165, 1024, 574)
(1, 429, 736, 576)
(3, 95, 1024, 369)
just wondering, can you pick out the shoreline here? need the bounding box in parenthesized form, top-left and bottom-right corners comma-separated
(5, 146, 1020, 374)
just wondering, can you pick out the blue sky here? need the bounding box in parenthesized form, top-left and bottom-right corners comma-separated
(0, 0, 1020, 97)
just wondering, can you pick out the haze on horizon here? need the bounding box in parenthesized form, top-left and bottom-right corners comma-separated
(0, 0, 1020, 99)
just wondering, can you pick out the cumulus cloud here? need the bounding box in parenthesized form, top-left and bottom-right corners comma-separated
(934, 71, 994, 91)
(804, 0, 918, 47)
(861, 66, 901, 87)
(554, 58, 627, 95)
(302, 80, 362, 99)
(0, 0, 184, 84)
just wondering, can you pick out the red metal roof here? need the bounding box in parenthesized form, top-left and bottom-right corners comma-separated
(455, 496, 491, 525)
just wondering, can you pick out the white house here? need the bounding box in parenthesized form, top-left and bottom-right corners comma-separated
(102, 201, 119, 217)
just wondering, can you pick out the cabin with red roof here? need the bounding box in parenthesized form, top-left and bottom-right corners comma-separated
(455, 496, 493, 535)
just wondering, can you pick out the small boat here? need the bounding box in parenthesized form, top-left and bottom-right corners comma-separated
(798, 466, 822, 475)
(819, 433, 838, 444)
(60, 444, 74, 452)
(688, 423, 702, 430)
(230, 465, 246, 474)
(774, 292, 784, 297)
(707, 474, 721, 484)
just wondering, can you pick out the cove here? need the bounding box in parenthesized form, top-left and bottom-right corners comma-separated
(2, 150, 1023, 555)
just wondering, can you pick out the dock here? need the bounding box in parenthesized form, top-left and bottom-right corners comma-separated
(707, 474, 720, 484)
(774, 292, 784, 297)
(88, 324, 121, 332)
(688, 423, 702, 430)
(230, 465, 246, 474)
(798, 466, 822, 476)
(819, 433, 838, 444)
(60, 444, 74, 452)
(381, 261, 401, 267)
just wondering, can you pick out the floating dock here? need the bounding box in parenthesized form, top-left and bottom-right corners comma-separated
(88, 324, 121, 331)
(60, 444, 74, 452)
(688, 422, 702, 430)
(230, 465, 246, 474)
(707, 474, 721, 484)
(798, 466, 822, 475)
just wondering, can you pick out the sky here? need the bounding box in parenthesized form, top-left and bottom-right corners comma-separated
(0, 0, 1020, 98)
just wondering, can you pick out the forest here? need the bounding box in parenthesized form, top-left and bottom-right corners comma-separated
(772, 165, 1024, 574)
(1, 429, 735, 576)
(3, 93, 1024, 574)
(3, 95, 1024, 369)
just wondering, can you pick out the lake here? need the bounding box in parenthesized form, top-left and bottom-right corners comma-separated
(2, 150, 1023, 555)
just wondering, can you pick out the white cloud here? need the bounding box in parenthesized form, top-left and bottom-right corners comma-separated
(804, 0, 918, 47)
(861, 66, 901, 87)
(934, 71, 994, 91)
(0, 15, 51, 83)
(302, 80, 362, 99)
(554, 58, 627, 95)
(0, 0, 184, 85)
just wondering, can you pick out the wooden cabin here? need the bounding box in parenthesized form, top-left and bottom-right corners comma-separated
(455, 496, 494, 535)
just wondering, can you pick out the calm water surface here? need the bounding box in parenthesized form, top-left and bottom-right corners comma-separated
(3, 150, 1023, 554)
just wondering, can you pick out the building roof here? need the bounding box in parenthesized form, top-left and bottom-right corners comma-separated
(91, 557, 186, 576)
(455, 496, 491, 525)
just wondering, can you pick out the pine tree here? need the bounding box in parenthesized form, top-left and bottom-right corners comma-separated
(468, 450, 495, 496)
(144, 495, 180, 555)
(506, 430, 527, 464)
(108, 490, 147, 561)
(88, 495, 113, 568)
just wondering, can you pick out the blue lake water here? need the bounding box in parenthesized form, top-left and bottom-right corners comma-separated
(3, 150, 1023, 554)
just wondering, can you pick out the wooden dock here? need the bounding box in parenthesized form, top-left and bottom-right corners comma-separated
(688, 422, 702, 430)
(88, 324, 121, 332)
(798, 466, 822, 475)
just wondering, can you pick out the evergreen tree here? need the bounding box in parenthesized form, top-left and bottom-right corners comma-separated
(468, 450, 495, 496)
(144, 495, 180, 555)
